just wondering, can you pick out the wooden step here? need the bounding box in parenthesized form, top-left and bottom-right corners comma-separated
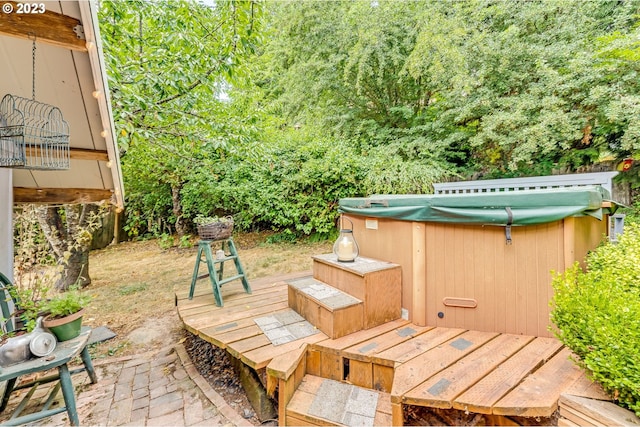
(312, 254, 402, 329)
(285, 375, 392, 426)
(288, 277, 364, 339)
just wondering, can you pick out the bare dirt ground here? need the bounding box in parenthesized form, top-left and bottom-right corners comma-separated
(84, 232, 331, 424)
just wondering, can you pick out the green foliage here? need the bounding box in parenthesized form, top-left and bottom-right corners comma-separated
(193, 215, 233, 226)
(157, 233, 174, 250)
(103, 0, 640, 240)
(99, 0, 263, 237)
(43, 287, 91, 319)
(11, 206, 58, 331)
(551, 222, 640, 415)
(178, 235, 193, 249)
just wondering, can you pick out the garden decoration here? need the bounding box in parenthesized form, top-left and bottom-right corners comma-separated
(194, 215, 234, 241)
(0, 37, 70, 170)
(333, 216, 359, 262)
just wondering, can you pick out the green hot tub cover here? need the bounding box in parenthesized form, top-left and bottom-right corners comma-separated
(339, 186, 615, 226)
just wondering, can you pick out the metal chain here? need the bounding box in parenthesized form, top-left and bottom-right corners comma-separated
(32, 38, 36, 100)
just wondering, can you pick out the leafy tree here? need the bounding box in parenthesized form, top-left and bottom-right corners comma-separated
(100, 0, 262, 237)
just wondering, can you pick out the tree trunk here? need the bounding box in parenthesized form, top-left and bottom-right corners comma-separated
(58, 247, 91, 290)
(171, 183, 186, 237)
(36, 204, 100, 291)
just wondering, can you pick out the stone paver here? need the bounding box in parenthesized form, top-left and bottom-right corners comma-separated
(0, 344, 254, 427)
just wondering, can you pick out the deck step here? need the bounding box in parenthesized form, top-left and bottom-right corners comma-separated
(287, 277, 364, 339)
(312, 254, 402, 329)
(286, 375, 392, 426)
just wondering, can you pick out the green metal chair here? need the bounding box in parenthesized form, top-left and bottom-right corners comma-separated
(0, 272, 97, 426)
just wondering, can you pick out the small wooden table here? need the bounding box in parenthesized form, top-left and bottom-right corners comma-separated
(0, 327, 97, 426)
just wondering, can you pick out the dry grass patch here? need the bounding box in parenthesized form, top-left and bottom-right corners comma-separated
(84, 233, 331, 358)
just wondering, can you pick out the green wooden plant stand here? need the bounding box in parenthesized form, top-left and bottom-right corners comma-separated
(189, 237, 251, 307)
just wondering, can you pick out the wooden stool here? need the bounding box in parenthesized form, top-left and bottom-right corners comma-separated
(189, 238, 251, 306)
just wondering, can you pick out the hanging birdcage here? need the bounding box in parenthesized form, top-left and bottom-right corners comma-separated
(0, 94, 70, 170)
(0, 36, 70, 170)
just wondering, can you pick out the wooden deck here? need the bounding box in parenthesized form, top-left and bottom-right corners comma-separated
(176, 272, 610, 426)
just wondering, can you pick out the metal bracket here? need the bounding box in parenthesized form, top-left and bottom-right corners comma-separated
(73, 25, 85, 40)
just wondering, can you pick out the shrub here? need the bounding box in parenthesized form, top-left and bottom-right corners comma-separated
(551, 222, 640, 416)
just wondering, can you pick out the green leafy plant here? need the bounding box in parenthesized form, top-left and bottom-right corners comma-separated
(158, 233, 174, 250)
(551, 222, 640, 416)
(178, 234, 193, 248)
(43, 287, 92, 320)
(193, 215, 233, 226)
(4, 277, 51, 333)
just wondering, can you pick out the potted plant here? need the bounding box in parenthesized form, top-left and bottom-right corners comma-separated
(42, 287, 91, 341)
(193, 215, 234, 240)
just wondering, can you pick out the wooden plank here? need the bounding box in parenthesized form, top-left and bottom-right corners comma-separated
(242, 332, 329, 370)
(320, 351, 342, 381)
(331, 304, 365, 339)
(404, 334, 534, 408)
(391, 330, 498, 403)
(563, 372, 611, 401)
(296, 375, 324, 394)
(347, 359, 372, 388)
(227, 334, 271, 359)
(376, 392, 392, 415)
(312, 318, 410, 356)
(285, 414, 318, 426)
(280, 376, 298, 426)
(411, 222, 427, 325)
(267, 344, 308, 381)
(212, 325, 263, 347)
(306, 348, 321, 377)
(373, 411, 392, 427)
(559, 394, 640, 426)
(362, 265, 402, 329)
(558, 417, 580, 427)
(391, 402, 403, 427)
(0, 1, 87, 51)
(183, 301, 289, 332)
(20, 147, 110, 162)
(483, 415, 520, 426)
(177, 278, 291, 307)
(13, 187, 113, 204)
(493, 348, 585, 417)
(372, 327, 465, 366)
(563, 217, 576, 270)
(373, 364, 394, 393)
(342, 324, 432, 363)
(69, 148, 109, 161)
(560, 404, 603, 426)
(179, 289, 287, 319)
(453, 336, 563, 414)
(198, 307, 292, 342)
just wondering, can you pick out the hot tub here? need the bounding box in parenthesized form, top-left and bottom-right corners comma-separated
(339, 186, 614, 337)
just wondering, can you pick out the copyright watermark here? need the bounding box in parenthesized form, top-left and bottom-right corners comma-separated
(2, 3, 46, 13)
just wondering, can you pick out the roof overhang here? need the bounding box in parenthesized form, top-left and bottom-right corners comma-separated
(0, 0, 124, 209)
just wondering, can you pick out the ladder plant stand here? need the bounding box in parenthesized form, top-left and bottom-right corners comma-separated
(189, 238, 251, 306)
